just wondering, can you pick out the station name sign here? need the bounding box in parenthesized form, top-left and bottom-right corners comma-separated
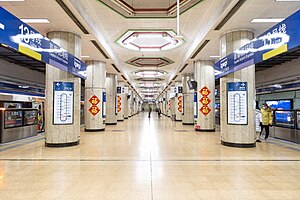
(0, 7, 86, 79)
(215, 10, 300, 79)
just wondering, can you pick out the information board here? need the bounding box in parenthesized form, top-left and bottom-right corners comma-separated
(53, 82, 74, 125)
(227, 82, 248, 125)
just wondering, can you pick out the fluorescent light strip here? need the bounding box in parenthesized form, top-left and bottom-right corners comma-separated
(0, 0, 25, 1)
(210, 55, 220, 58)
(251, 18, 285, 23)
(81, 56, 90, 58)
(20, 18, 50, 23)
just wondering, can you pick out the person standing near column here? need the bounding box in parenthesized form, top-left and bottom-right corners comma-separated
(261, 103, 273, 140)
(255, 106, 262, 142)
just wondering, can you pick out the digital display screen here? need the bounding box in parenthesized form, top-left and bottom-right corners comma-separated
(266, 100, 292, 110)
(187, 80, 197, 90)
(275, 110, 295, 128)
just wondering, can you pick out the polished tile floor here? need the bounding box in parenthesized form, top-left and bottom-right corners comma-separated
(1, 113, 300, 199)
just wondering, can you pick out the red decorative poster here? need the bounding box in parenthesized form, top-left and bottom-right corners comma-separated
(89, 95, 101, 116)
(89, 106, 100, 116)
(199, 86, 211, 116)
(200, 106, 211, 116)
(200, 97, 211, 105)
(168, 100, 171, 110)
(89, 95, 100, 106)
(117, 95, 122, 112)
(199, 86, 211, 96)
(177, 96, 183, 112)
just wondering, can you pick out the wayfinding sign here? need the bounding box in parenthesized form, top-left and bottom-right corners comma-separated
(227, 82, 247, 125)
(0, 7, 86, 79)
(53, 82, 74, 125)
(215, 10, 300, 79)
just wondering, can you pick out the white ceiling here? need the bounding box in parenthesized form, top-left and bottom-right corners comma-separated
(1, 0, 300, 99)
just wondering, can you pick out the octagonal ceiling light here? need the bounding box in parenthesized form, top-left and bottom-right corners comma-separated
(134, 70, 167, 78)
(140, 89, 160, 93)
(126, 57, 174, 67)
(135, 78, 164, 82)
(138, 83, 162, 87)
(116, 30, 185, 52)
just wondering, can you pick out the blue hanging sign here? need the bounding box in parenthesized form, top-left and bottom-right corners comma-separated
(215, 10, 300, 79)
(0, 7, 86, 79)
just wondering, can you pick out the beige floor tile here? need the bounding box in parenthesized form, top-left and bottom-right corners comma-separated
(0, 113, 300, 199)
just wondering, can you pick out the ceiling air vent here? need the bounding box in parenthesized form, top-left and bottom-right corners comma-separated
(55, 0, 89, 34)
(214, 0, 247, 30)
(191, 40, 210, 59)
(179, 64, 188, 73)
(111, 64, 121, 73)
(90, 40, 109, 59)
(121, 75, 127, 81)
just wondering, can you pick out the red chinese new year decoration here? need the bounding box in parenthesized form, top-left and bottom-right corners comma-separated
(199, 86, 211, 116)
(117, 95, 122, 112)
(89, 106, 100, 116)
(199, 86, 211, 96)
(89, 95, 100, 105)
(200, 97, 211, 105)
(200, 106, 211, 116)
(177, 95, 183, 112)
(89, 95, 101, 116)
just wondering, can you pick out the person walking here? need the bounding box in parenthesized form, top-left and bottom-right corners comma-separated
(255, 106, 262, 142)
(157, 106, 161, 118)
(260, 103, 273, 140)
(148, 107, 152, 118)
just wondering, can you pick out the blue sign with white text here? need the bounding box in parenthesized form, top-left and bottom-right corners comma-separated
(227, 82, 247, 92)
(0, 7, 86, 79)
(54, 82, 74, 92)
(215, 10, 300, 79)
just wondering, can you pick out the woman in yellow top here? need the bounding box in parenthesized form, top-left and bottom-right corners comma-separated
(260, 103, 273, 139)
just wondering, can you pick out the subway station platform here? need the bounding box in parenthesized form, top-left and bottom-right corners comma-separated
(1, 113, 300, 200)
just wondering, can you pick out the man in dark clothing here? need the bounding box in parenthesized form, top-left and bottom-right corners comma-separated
(148, 107, 152, 118)
(157, 107, 161, 118)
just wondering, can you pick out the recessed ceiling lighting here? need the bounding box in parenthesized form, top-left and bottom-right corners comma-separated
(20, 18, 50, 24)
(81, 56, 90, 58)
(251, 18, 285, 23)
